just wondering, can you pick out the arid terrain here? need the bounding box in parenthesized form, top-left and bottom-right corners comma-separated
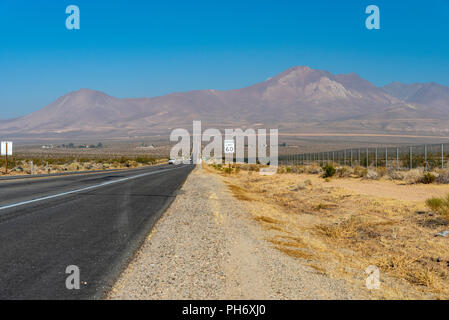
(210, 164, 449, 299)
(110, 163, 449, 299)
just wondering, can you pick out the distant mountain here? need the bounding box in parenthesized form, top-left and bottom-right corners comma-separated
(383, 82, 449, 115)
(2, 66, 449, 139)
(382, 82, 425, 101)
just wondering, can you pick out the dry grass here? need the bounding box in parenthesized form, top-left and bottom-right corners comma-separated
(207, 163, 449, 299)
(0, 156, 164, 176)
(426, 195, 449, 219)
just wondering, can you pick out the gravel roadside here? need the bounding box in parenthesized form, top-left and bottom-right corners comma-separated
(108, 167, 368, 299)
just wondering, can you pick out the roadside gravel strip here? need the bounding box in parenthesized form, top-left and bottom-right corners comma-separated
(109, 167, 367, 299)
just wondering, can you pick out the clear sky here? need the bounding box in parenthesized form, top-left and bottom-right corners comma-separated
(1, 0, 448, 118)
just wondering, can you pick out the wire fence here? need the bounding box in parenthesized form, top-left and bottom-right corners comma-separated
(279, 143, 449, 171)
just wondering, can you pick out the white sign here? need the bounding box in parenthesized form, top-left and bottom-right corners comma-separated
(1, 141, 12, 156)
(224, 140, 235, 154)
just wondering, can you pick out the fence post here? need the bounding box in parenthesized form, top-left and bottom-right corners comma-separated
(375, 148, 378, 168)
(344, 150, 346, 166)
(385, 148, 388, 168)
(332, 151, 335, 164)
(410, 147, 413, 170)
(425, 145, 428, 171)
(366, 148, 369, 168)
(350, 149, 353, 167)
(442, 144, 444, 169)
(358, 149, 361, 166)
(397, 147, 399, 169)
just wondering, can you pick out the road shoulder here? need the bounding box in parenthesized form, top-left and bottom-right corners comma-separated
(109, 167, 367, 299)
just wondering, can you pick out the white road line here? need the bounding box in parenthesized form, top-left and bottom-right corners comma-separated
(0, 165, 187, 211)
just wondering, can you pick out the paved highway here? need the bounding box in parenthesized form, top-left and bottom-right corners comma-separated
(0, 164, 194, 299)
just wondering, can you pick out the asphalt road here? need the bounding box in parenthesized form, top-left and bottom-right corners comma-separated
(0, 164, 194, 299)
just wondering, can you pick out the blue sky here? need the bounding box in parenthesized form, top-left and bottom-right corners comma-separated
(0, 0, 448, 118)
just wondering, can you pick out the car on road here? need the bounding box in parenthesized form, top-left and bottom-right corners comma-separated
(168, 158, 176, 164)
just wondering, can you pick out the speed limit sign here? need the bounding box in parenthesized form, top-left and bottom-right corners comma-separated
(224, 140, 235, 154)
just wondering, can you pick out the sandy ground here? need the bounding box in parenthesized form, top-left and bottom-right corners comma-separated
(299, 173, 449, 202)
(109, 167, 369, 300)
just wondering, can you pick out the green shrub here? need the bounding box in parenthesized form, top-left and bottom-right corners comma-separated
(135, 156, 156, 164)
(322, 163, 336, 178)
(426, 194, 449, 218)
(421, 172, 436, 184)
(354, 166, 368, 178)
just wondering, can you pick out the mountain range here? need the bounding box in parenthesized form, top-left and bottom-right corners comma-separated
(2, 66, 449, 139)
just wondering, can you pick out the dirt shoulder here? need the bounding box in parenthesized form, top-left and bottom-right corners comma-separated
(109, 167, 368, 299)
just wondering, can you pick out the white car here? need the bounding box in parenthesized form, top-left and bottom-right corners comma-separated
(168, 158, 176, 164)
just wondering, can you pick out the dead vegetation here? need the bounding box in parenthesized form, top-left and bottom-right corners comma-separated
(275, 163, 449, 186)
(0, 156, 165, 176)
(206, 163, 449, 299)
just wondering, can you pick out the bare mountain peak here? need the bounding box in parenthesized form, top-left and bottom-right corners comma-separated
(2, 66, 449, 138)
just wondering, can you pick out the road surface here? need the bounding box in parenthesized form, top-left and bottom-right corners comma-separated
(0, 164, 194, 299)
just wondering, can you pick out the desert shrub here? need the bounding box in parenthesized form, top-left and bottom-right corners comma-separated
(210, 163, 223, 171)
(322, 163, 336, 178)
(135, 156, 156, 164)
(306, 165, 322, 175)
(388, 169, 405, 180)
(337, 166, 353, 177)
(290, 165, 306, 174)
(30, 158, 44, 166)
(0, 157, 18, 169)
(290, 182, 307, 191)
(118, 157, 128, 164)
(435, 169, 449, 184)
(404, 169, 424, 184)
(426, 195, 449, 218)
(365, 169, 380, 180)
(46, 158, 74, 165)
(285, 166, 292, 173)
(376, 167, 387, 177)
(354, 166, 368, 178)
(421, 172, 436, 184)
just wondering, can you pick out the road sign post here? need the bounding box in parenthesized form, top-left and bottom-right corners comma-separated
(1, 141, 13, 174)
(224, 139, 235, 174)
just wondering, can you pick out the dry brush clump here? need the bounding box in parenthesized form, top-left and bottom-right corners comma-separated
(0, 155, 160, 176)
(426, 194, 449, 219)
(276, 163, 449, 185)
(209, 166, 449, 298)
